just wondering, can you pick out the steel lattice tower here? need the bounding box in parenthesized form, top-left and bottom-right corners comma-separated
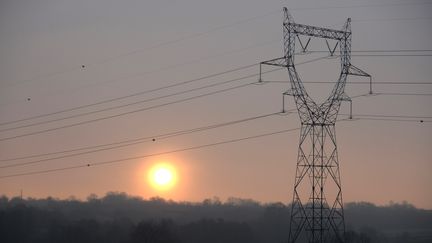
(259, 8, 370, 243)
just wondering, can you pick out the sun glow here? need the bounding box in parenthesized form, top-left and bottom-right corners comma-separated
(148, 163, 177, 191)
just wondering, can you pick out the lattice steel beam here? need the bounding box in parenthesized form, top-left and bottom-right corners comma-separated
(259, 8, 371, 243)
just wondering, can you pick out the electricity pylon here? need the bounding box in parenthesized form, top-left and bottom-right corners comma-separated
(259, 8, 371, 243)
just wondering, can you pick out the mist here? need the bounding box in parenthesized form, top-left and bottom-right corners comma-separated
(1, 192, 431, 243)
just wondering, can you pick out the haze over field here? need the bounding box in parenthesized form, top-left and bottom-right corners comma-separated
(0, 0, 431, 216)
(1, 192, 432, 243)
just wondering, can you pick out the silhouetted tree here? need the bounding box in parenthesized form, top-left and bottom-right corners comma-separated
(0, 193, 431, 243)
(129, 219, 178, 243)
(179, 218, 259, 243)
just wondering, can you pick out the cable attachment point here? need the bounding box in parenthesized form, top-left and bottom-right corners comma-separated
(325, 39, 339, 56)
(337, 93, 352, 119)
(282, 90, 295, 113)
(297, 35, 311, 53)
(258, 63, 263, 83)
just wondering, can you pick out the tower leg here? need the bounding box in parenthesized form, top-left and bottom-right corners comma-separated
(288, 124, 345, 243)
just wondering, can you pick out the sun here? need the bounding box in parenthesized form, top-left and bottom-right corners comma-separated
(148, 163, 177, 191)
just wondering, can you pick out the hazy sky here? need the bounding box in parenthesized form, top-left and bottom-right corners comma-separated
(0, 0, 431, 209)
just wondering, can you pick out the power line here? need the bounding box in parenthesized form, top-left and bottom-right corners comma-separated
(0, 127, 301, 179)
(300, 52, 432, 57)
(2, 110, 429, 179)
(1, 91, 398, 167)
(262, 81, 432, 85)
(0, 89, 370, 163)
(352, 54, 432, 57)
(4, 2, 429, 90)
(2, 4, 430, 101)
(1, 59, 426, 143)
(0, 53, 428, 143)
(351, 114, 432, 119)
(6, 1, 427, 89)
(3, 106, 430, 168)
(2, 17, 428, 108)
(291, 1, 432, 11)
(354, 117, 432, 123)
(0, 112, 280, 168)
(0, 38, 280, 109)
(85, 9, 281, 68)
(0, 49, 323, 127)
(371, 82, 432, 85)
(0, 83, 252, 142)
(2, 75, 428, 143)
(2, 49, 428, 126)
(307, 49, 432, 53)
(312, 54, 432, 57)
(352, 16, 432, 23)
(2, 9, 281, 89)
(0, 72, 260, 133)
(0, 56, 328, 141)
(375, 92, 432, 96)
(0, 63, 258, 126)
(0, 70, 274, 136)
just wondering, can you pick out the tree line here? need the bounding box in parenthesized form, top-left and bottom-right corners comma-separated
(0, 192, 431, 243)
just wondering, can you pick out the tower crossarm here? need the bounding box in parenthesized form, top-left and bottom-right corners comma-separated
(258, 7, 372, 242)
(285, 22, 349, 41)
(347, 65, 371, 77)
(260, 56, 287, 67)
